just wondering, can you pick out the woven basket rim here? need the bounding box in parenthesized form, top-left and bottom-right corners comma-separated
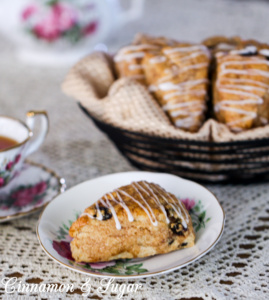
(79, 103, 269, 148)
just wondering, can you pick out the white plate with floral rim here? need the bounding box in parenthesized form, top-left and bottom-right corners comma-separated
(37, 171, 225, 279)
(0, 160, 66, 222)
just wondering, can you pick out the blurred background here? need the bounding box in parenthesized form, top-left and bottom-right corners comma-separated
(1, 0, 269, 183)
(1, 0, 269, 64)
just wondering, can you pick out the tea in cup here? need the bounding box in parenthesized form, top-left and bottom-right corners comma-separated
(0, 111, 48, 188)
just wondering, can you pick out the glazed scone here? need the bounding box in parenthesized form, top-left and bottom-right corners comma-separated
(114, 44, 159, 84)
(143, 43, 211, 132)
(213, 45, 269, 131)
(69, 181, 195, 263)
(114, 34, 180, 85)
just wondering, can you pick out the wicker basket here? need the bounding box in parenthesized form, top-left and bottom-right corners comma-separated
(79, 104, 269, 183)
(62, 52, 269, 183)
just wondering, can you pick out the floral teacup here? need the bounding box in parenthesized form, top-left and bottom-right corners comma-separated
(0, 111, 48, 188)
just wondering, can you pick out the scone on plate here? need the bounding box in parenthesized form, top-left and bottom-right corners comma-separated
(213, 45, 269, 131)
(143, 43, 211, 132)
(69, 181, 195, 263)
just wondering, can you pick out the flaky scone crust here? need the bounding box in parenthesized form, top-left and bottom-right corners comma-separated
(69, 181, 195, 263)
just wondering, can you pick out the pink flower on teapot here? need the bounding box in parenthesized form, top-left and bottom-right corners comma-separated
(21, 1, 99, 43)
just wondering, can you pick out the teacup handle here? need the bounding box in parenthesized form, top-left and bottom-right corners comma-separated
(24, 111, 49, 157)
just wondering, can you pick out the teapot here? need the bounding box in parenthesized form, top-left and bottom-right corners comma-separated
(0, 0, 144, 65)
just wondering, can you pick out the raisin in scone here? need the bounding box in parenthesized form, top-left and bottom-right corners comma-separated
(69, 181, 195, 263)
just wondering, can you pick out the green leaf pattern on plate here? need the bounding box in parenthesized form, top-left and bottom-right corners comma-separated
(70, 259, 148, 276)
(189, 200, 211, 232)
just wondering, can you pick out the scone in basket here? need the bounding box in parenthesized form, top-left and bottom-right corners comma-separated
(62, 52, 269, 183)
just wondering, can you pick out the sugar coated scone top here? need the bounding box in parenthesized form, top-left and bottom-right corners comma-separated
(69, 181, 195, 263)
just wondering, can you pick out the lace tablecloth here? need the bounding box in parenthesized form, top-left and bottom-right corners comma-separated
(1, 1, 269, 298)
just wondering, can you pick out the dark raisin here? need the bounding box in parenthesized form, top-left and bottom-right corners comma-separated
(240, 46, 257, 56)
(168, 239, 174, 245)
(181, 242, 188, 247)
(99, 207, 112, 220)
(169, 221, 184, 236)
(241, 52, 257, 57)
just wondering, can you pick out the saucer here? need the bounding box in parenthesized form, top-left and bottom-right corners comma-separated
(0, 160, 65, 222)
(37, 171, 225, 279)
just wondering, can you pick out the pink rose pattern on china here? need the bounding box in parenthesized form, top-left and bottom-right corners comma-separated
(181, 198, 196, 211)
(21, 1, 99, 43)
(0, 180, 48, 211)
(12, 181, 47, 207)
(0, 154, 21, 187)
(52, 240, 117, 269)
(0, 177, 4, 188)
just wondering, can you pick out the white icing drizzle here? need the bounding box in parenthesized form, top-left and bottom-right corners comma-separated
(114, 44, 158, 63)
(131, 182, 158, 225)
(80, 181, 188, 231)
(114, 51, 145, 62)
(163, 89, 206, 101)
(95, 201, 103, 220)
(128, 64, 144, 71)
(163, 45, 209, 56)
(218, 78, 269, 88)
(149, 55, 167, 64)
(153, 184, 189, 223)
(179, 51, 210, 62)
(222, 68, 269, 78)
(158, 79, 208, 92)
(175, 63, 208, 74)
(155, 79, 207, 124)
(216, 56, 269, 128)
(218, 84, 267, 93)
(151, 184, 188, 228)
(116, 187, 160, 226)
(259, 49, 269, 57)
(142, 181, 170, 223)
(114, 192, 134, 222)
(102, 196, 121, 230)
(230, 46, 257, 56)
